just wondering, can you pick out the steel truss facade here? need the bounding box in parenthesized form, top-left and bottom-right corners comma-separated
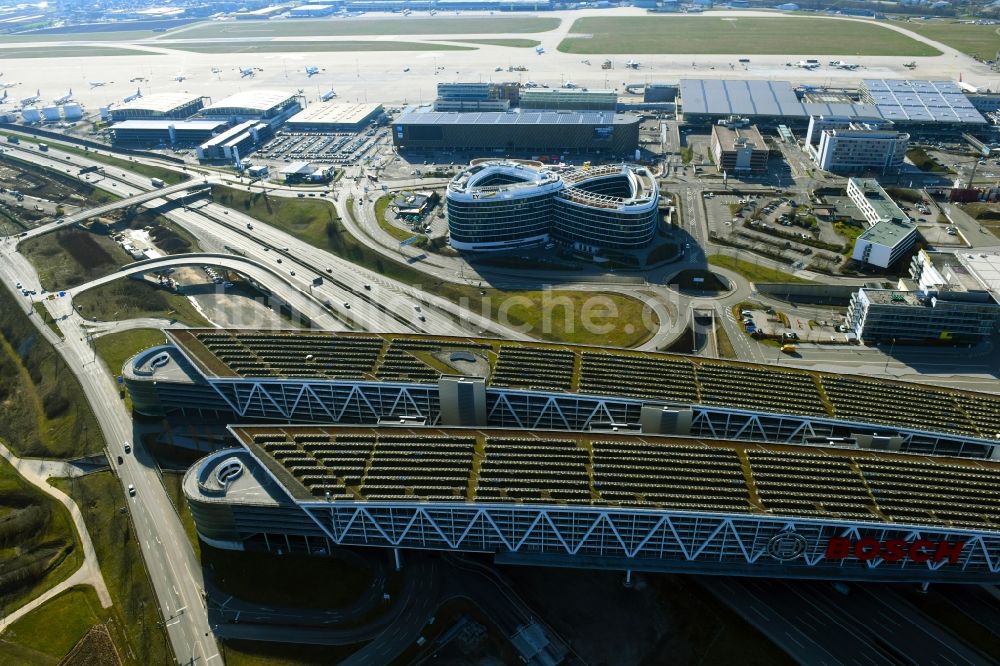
(287, 501, 1000, 583)
(175, 379, 1000, 460)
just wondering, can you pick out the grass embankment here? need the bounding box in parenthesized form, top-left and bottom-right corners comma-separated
(0, 46, 155, 58)
(32, 301, 62, 338)
(74, 278, 211, 327)
(93, 328, 168, 378)
(558, 17, 940, 55)
(906, 147, 950, 173)
(51, 472, 172, 665)
(0, 457, 81, 620)
(20, 229, 132, 292)
(374, 195, 415, 242)
(0, 586, 108, 665)
(708, 255, 816, 284)
(0, 153, 119, 208)
(832, 221, 864, 255)
(888, 19, 1000, 60)
(221, 642, 362, 666)
(200, 545, 374, 609)
(175, 16, 559, 39)
(962, 202, 1000, 236)
(0, 286, 104, 458)
(160, 470, 200, 558)
(220, 187, 658, 347)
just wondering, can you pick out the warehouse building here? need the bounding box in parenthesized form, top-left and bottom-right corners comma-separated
(519, 88, 618, 111)
(806, 116, 909, 174)
(110, 118, 229, 146)
(435, 83, 509, 112)
(196, 120, 271, 163)
(289, 3, 340, 16)
(200, 90, 301, 125)
(109, 92, 207, 122)
(847, 177, 918, 268)
(285, 103, 383, 132)
(392, 107, 640, 155)
(280, 162, 334, 183)
(680, 79, 877, 127)
(710, 123, 769, 173)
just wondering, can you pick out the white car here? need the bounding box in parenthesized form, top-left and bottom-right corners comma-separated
(127, 484, 136, 497)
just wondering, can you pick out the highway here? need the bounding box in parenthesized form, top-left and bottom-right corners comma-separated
(0, 239, 221, 663)
(703, 577, 995, 666)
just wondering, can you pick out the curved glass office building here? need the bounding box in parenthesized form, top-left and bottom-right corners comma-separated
(446, 162, 563, 251)
(446, 161, 659, 252)
(554, 165, 659, 250)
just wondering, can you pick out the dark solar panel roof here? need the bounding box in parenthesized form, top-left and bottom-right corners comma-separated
(862, 79, 987, 125)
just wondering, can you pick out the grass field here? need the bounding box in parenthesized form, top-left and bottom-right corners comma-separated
(0, 457, 81, 620)
(172, 41, 475, 54)
(74, 278, 211, 327)
(20, 229, 132, 292)
(160, 471, 201, 558)
(889, 19, 1000, 60)
(558, 17, 940, 55)
(452, 38, 541, 48)
(708, 254, 816, 284)
(92, 328, 169, 378)
(52, 472, 172, 666)
(1, 586, 108, 665)
(172, 16, 559, 39)
(374, 195, 418, 242)
(0, 30, 160, 43)
(222, 187, 657, 346)
(0, 287, 104, 459)
(0, 46, 157, 58)
(222, 641, 362, 666)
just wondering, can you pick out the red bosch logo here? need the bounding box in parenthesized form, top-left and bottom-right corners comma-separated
(825, 537, 965, 564)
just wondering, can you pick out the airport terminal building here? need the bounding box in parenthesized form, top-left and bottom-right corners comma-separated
(445, 161, 659, 252)
(122, 329, 1000, 583)
(392, 107, 640, 155)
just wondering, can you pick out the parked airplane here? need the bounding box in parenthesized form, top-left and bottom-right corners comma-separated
(626, 59, 640, 69)
(53, 89, 73, 105)
(20, 89, 41, 106)
(89, 80, 109, 88)
(0, 81, 18, 90)
(829, 60, 859, 70)
(562, 80, 579, 89)
(123, 88, 142, 103)
(794, 60, 820, 69)
(174, 73, 189, 82)
(535, 46, 545, 54)
(238, 66, 255, 78)
(305, 66, 321, 77)
(0, 90, 7, 105)
(211, 66, 221, 74)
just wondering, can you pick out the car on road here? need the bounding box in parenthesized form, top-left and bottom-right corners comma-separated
(123, 441, 131, 453)
(117, 456, 123, 465)
(127, 484, 136, 497)
(246, 223, 253, 230)
(343, 302, 351, 309)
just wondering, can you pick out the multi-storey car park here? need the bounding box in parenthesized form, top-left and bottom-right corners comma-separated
(183, 425, 1000, 583)
(445, 161, 659, 252)
(125, 330, 1000, 461)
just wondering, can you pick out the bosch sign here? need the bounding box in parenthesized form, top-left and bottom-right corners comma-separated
(825, 537, 965, 564)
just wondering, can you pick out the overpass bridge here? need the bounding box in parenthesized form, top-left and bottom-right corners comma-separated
(68, 252, 347, 332)
(16, 180, 212, 242)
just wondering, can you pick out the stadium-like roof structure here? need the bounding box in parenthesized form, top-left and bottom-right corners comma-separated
(165, 330, 1000, 441)
(228, 425, 1000, 534)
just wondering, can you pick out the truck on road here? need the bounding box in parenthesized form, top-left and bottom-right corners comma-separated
(150, 177, 165, 188)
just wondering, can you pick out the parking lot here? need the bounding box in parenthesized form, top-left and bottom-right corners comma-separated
(704, 192, 847, 273)
(256, 127, 388, 166)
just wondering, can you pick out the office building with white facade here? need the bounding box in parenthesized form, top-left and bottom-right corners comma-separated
(847, 178, 918, 268)
(805, 116, 909, 174)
